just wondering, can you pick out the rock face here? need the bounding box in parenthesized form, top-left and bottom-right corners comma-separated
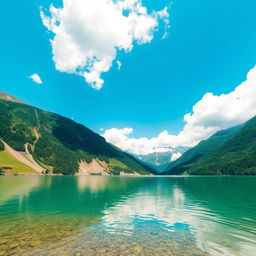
(78, 159, 143, 175)
(78, 159, 109, 175)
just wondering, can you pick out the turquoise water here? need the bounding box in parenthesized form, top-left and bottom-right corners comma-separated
(0, 176, 255, 256)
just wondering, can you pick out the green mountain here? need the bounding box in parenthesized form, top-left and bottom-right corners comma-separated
(164, 118, 256, 175)
(0, 91, 153, 175)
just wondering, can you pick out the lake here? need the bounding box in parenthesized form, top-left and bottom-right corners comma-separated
(0, 176, 255, 256)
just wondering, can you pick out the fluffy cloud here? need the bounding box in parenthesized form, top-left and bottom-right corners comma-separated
(29, 73, 43, 84)
(40, 0, 170, 89)
(117, 60, 122, 70)
(102, 66, 256, 155)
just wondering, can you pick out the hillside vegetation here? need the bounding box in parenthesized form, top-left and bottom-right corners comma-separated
(0, 96, 152, 175)
(164, 118, 256, 175)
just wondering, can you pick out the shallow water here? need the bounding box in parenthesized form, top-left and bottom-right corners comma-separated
(0, 176, 255, 256)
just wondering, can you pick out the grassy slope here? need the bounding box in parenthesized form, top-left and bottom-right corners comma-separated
(0, 150, 37, 174)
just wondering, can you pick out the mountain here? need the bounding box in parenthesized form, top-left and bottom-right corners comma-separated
(135, 147, 189, 172)
(0, 91, 153, 175)
(0, 91, 24, 104)
(164, 117, 256, 175)
(163, 125, 243, 174)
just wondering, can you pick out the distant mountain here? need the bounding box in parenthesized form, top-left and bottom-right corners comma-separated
(0, 91, 153, 175)
(135, 147, 189, 172)
(164, 117, 256, 175)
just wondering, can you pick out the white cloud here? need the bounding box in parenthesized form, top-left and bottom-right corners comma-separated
(157, 6, 170, 39)
(117, 60, 122, 70)
(102, 66, 256, 155)
(40, 0, 170, 89)
(29, 73, 43, 84)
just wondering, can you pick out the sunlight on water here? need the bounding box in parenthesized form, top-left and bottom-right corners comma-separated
(0, 176, 255, 256)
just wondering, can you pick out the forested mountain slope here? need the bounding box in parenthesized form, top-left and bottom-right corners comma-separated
(164, 118, 256, 175)
(0, 92, 153, 175)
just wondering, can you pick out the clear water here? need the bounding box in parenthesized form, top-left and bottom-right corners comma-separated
(0, 176, 255, 256)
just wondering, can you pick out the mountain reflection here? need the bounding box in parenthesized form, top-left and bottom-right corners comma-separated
(0, 176, 41, 205)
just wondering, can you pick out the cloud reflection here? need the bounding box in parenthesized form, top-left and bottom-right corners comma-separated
(101, 178, 256, 256)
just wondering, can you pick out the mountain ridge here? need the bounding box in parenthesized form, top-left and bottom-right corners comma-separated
(0, 91, 153, 175)
(0, 91, 24, 104)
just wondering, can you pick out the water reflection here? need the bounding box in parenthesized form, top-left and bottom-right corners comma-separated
(101, 177, 256, 256)
(0, 176, 41, 205)
(0, 176, 255, 256)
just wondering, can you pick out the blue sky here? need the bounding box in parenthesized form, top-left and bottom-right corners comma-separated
(1, 0, 256, 154)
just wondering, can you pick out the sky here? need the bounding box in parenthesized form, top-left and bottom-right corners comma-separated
(1, 0, 256, 155)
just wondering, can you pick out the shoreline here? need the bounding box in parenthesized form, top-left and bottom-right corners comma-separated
(1, 173, 256, 177)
